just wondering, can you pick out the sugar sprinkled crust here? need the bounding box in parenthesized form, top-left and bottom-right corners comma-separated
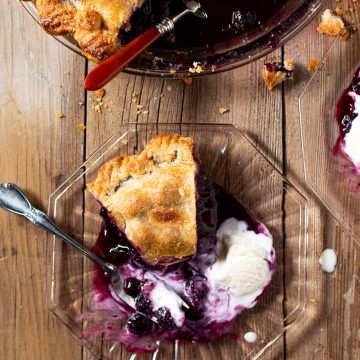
(87, 135, 198, 265)
(33, 0, 144, 62)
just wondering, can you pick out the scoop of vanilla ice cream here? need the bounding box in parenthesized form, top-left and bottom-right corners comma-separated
(207, 218, 274, 305)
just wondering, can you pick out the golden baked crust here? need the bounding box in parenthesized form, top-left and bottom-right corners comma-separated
(33, 0, 144, 62)
(87, 135, 198, 265)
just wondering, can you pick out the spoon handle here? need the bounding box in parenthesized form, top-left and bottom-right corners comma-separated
(0, 183, 115, 275)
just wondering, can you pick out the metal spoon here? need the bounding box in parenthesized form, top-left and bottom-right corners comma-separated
(0, 183, 190, 321)
(84, 0, 208, 91)
(0, 183, 133, 310)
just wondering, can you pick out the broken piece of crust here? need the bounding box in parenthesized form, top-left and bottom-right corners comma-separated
(263, 60, 294, 91)
(317, 9, 346, 37)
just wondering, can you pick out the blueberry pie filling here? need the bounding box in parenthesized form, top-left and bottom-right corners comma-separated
(335, 68, 360, 174)
(83, 135, 276, 352)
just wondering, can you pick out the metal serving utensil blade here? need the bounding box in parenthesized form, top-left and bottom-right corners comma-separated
(183, 0, 208, 19)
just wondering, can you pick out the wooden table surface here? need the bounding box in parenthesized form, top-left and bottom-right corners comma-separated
(1, 0, 360, 359)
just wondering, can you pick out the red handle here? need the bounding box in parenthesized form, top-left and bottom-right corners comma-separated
(84, 27, 161, 91)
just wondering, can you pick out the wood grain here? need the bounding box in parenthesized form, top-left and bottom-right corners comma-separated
(1, 0, 360, 359)
(0, 1, 86, 359)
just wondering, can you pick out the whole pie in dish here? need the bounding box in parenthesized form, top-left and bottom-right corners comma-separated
(32, 0, 144, 62)
(83, 134, 276, 352)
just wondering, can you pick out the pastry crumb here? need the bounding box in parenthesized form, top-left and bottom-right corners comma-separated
(76, 123, 86, 130)
(182, 78, 193, 85)
(307, 59, 320, 73)
(136, 104, 144, 109)
(96, 88, 106, 99)
(121, 139, 128, 145)
(79, 101, 84, 106)
(94, 104, 101, 113)
(219, 107, 229, 114)
(317, 9, 347, 37)
(56, 112, 65, 119)
(263, 60, 294, 91)
(64, 70, 70, 76)
(142, 110, 149, 115)
(189, 62, 204, 74)
(170, 69, 177, 74)
(284, 59, 294, 71)
(166, 85, 173, 92)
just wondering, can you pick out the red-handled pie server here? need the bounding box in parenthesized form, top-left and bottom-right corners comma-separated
(84, 1, 207, 91)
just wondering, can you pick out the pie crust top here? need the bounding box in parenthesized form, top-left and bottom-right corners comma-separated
(33, 0, 144, 62)
(87, 134, 198, 265)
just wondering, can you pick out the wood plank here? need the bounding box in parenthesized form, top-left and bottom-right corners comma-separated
(0, 1, 86, 359)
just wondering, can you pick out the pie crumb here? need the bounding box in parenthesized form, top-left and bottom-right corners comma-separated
(170, 69, 177, 74)
(189, 62, 204, 74)
(263, 60, 294, 91)
(183, 78, 193, 85)
(317, 9, 347, 37)
(76, 123, 86, 130)
(96, 88, 106, 99)
(307, 59, 320, 73)
(56, 112, 65, 119)
(121, 139, 128, 145)
(219, 107, 229, 114)
(166, 85, 173, 92)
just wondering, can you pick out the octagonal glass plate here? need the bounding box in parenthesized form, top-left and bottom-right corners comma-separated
(47, 123, 307, 359)
(299, 28, 360, 242)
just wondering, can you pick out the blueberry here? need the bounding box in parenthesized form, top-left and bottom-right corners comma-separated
(108, 244, 130, 266)
(135, 294, 152, 314)
(183, 306, 204, 321)
(127, 313, 153, 336)
(231, 10, 254, 31)
(341, 115, 353, 133)
(352, 82, 360, 95)
(123, 277, 142, 298)
(155, 307, 176, 330)
(181, 263, 195, 279)
(185, 276, 208, 300)
(201, 210, 215, 227)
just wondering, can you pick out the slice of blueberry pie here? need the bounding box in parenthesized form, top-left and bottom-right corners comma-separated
(83, 134, 276, 353)
(87, 135, 198, 265)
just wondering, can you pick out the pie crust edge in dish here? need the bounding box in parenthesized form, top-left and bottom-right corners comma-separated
(87, 134, 198, 265)
(31, 0, 144, 62)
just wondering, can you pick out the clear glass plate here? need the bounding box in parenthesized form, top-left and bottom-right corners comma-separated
(21, 0, 325, 76)
(299, 29, 360, 242)
(47, 123, 307, 359)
